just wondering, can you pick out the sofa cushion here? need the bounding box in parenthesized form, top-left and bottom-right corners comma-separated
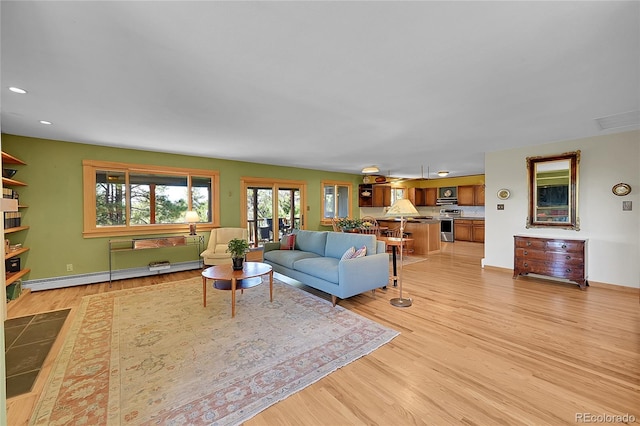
(341, 246, 356, 260)
(264, 249, 320, 269)
(292, 230, 328, 256)
(352, 245, 367, 258)
(214, 243, 228, 254)
(280, 234, 296, 250)
(325, 232, 377, 259)
(293, 257, 340, 284)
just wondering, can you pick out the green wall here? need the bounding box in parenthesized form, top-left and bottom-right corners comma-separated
(1, 134, 362, 280)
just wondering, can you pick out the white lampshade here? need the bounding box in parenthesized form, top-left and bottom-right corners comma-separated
(385, 199, 419, 217)
(185, 211, 200, 223)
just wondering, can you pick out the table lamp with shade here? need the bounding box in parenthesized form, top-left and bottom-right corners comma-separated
(185, 211, 200, 235)
(384, 198, 419, 307)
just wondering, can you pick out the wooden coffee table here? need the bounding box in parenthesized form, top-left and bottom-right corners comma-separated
(201, 262, 273, 317)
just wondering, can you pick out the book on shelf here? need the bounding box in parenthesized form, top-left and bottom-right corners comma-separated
(4, 211, 21, 228)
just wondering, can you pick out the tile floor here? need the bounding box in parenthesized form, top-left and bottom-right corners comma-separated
(4, 309, 70, 398)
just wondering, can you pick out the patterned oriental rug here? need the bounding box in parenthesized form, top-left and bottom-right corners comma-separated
(30, 277, 399, 425)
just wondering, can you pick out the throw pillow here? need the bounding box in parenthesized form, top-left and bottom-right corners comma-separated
(352, 245, 367, 258)
(341, 246, 356, 260)
(280, 234, 296, 250)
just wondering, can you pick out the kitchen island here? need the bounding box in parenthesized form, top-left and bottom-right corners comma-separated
(377, 218, 441, 255)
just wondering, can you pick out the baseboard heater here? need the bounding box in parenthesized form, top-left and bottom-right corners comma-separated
(22, 260, 201, 292)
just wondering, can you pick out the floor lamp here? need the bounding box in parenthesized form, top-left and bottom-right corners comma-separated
(385, 198, 419, 308)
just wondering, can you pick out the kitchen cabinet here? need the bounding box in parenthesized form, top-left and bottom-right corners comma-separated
(359, 184, 391, 207)
(458, 185, 485, 206)
(359, 184, 373, 207)
(424, 187, 437, 206)
(472, 221, 485, 243)
(407, 188, 423, 206)
(454, 219, 484, 243)
(372, 185, 391, 207)
(378, 219, 441, 255)
(2, 151, 30, 292)
(513, 235, 587, 289)
(408, 187, 437, 206)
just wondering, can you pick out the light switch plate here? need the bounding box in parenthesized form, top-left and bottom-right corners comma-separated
(623, 201, 632, 211)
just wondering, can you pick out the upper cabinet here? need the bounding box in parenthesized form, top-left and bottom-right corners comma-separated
(359, 184, 392, 207)
(408, 187, 437, 206)
(457, 185, 485, 206)
(372, 185, 391, 207)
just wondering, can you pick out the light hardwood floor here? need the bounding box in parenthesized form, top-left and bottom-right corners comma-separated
(7, 242, 640, 425)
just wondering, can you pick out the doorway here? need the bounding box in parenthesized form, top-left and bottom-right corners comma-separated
(242, 178, 306, 246)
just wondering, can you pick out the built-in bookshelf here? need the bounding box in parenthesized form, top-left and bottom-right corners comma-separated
(2, 151, 30, 290)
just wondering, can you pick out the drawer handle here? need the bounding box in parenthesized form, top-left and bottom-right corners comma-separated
(524, 250, 528, 255)
(566, 255, 571, 260)
(562, 244, 567, 249)
(565, 268, 571, 273)
(524, 262, 528, 267)
(526, 241, 532, 246)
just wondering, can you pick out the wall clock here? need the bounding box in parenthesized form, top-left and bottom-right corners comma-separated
(612, 183, 631, 196)
(497, 188, 511, 200)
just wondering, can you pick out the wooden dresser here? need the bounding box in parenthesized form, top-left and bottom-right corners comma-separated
(513, 235, 588, 289)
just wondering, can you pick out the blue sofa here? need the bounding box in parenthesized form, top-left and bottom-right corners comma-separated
(263, 229, 389, 305)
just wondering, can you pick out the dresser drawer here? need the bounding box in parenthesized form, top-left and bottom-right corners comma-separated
(546, 251, 583, 265)
(515, 247, 547, 261)
(545, 240, 584, 253)
(515, 259, 585, 280)
(514, 258, 547, 272)
(515, 237, 546, 250)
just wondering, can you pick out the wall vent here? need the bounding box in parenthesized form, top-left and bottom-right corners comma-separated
(594, 110, 640, 130)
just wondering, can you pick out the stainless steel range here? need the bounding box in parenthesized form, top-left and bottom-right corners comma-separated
(439, 209, 462, 242)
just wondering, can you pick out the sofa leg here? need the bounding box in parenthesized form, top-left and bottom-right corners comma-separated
(331, 295, 337, 306)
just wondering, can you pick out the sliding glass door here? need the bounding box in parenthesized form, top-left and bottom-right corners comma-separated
(242, 178, 306, 246)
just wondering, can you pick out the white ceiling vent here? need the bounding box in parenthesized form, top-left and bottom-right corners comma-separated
(594, 110, 640, 130)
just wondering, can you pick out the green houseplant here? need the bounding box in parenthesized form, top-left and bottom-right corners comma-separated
(336, 218, 363, 231)
(227, 238, 250, 270)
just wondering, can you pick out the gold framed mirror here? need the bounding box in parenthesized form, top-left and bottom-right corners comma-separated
(526, 151, 580, 230)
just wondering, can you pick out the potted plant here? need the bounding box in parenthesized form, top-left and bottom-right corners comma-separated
(336, 218, 363, 232)
(227, 238, 250, 270)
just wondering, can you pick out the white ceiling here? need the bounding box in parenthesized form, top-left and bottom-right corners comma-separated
(1, 1, 638, 178)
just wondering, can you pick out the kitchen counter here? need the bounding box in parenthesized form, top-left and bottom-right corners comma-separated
(377, 219, 441, 255)
(377, 217, 440, 223)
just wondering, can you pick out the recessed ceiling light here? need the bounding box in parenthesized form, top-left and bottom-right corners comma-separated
(39, 120, 52, 125)
(9, 87, 27, 94)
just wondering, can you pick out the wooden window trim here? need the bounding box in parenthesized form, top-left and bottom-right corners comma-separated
(320, 180, 353, 226)
(82, 159, 220, 238)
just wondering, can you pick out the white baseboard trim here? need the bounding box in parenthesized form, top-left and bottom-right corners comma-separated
(23, 260, 201, 292)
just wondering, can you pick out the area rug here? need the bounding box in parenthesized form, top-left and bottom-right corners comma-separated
(30, 277, 399, 425)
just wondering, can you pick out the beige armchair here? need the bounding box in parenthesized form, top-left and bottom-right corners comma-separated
(200, 227, 249, 266)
